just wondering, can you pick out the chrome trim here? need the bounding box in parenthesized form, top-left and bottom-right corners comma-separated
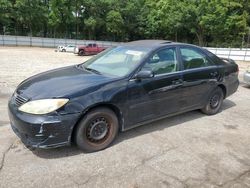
(13, 93, 29, 107)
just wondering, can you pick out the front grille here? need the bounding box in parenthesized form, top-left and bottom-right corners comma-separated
(14, 93, 29, 107)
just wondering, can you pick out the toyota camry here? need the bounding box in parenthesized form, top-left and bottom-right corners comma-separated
(8, 40, 239, 152)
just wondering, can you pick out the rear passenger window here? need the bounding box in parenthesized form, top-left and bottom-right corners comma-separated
(180, 48, 214, 70)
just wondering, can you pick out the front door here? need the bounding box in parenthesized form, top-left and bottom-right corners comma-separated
(126, 47, 183, 128)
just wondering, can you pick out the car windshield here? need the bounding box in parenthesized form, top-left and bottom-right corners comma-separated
(82, 46, 151, 77)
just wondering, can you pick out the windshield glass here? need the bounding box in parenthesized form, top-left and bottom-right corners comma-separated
(82, 46, 151, 77)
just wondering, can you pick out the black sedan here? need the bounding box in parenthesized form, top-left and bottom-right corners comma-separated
(8, 40, 239, 152)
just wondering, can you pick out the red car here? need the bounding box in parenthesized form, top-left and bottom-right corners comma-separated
(74, 43, 107, 56)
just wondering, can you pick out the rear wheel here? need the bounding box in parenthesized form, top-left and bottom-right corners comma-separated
(201, 87, 224, 115)
(62, 49, 66, 52)
(75, 108, 119, 152)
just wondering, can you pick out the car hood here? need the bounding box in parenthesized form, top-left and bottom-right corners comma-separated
(16, 65, 115, 100)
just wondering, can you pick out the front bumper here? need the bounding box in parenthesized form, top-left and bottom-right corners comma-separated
(243, 72, 250, 85)
(8, 100, 81, 149)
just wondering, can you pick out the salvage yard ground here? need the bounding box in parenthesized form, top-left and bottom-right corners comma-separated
(0, 47, 250, 188)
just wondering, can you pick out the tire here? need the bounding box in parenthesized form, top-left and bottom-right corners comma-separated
(62, 49, 66, 52)
(75, 108, 119, 152)
(201, 87, 224, 115)
(79, 50, 85, 56)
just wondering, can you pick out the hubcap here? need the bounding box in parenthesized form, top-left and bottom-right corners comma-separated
(87, 117, 109, 142)
(210, 94, 220, 108)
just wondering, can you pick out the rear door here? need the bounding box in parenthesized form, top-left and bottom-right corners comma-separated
(179, 46, 220, 110)
(126, 47, 183, 128)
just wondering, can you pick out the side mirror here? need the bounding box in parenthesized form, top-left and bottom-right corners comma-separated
(134, 70, 154, 79)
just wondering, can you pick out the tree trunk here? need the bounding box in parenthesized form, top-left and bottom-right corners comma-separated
(195, 25, 205, 46)
(29, 22, 32, 36)
(27, 0, 32, 37)
(195, 32, 203, 46)
(89, 30, 91, 40)
(43, 23, 48, 37)
(75, 1, 78, 39)
(76, 22, 79, 39)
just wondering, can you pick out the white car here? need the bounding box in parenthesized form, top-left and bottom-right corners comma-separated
(243, 68, 250, 85)
(57, 45, 76, 52)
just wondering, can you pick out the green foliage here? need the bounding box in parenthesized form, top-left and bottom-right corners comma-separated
(84, 16, 97, 39)
(0, 0, 249, 47)
(143, 0, 249, 46)
(106, 10, 124, 40)
(0, 0, 12, 26)
(15, 0, 48, 35)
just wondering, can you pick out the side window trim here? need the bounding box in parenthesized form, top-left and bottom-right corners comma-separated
(181, 65, 218, 73)
(154, 70, 182, 77)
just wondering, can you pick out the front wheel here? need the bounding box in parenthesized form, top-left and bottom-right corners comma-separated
(75, 108, 119, 152)
(79, 50, 85, 56)
(201, 87, 224, 115)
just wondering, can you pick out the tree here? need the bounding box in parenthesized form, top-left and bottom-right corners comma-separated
(84, 16, 97, 39)
(0, 0, 249, 46)
(195, 0, 248, 47)
(142, 0, 249, 46)
(142, 0, 185, 40)
(15, 0, 48, 36)
(0, 0, 12, 34)
(48, 0, 74, 38)
(106, 10, 124, 40)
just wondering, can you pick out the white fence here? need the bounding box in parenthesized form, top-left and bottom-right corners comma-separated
(206, 47, 250, 61)
(1, 35, 250, 61)
(0, 35, 120, 48)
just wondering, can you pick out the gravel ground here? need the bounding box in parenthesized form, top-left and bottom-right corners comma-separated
(0, 46, 91, 91)
(0, 46, 250, 188)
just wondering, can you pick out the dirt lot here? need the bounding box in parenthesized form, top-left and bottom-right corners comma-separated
(0, 47, 250, 188)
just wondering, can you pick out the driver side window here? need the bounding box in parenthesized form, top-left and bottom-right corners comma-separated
(143, 48, 178, 75)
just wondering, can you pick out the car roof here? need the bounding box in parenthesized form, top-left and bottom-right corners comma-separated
(121, 40, 205, 51)
(122, 40, 171, 47)
(128, 40, 171, 45)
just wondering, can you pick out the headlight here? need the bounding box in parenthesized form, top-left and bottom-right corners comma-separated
(18, 99, 69, 115)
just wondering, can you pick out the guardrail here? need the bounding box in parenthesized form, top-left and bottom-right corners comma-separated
(0, 35, 250, 61)
(206, 47, 250, 61)
(0, 35, 121, 48)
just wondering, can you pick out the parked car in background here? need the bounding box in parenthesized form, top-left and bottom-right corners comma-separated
(74, 43, 106, 56)
(8, 40, 239, 152)
(57, 45, 76, 52)
(243, 67, 250, 86)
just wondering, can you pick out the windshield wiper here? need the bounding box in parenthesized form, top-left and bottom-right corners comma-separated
(82, 65, 102, 75)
